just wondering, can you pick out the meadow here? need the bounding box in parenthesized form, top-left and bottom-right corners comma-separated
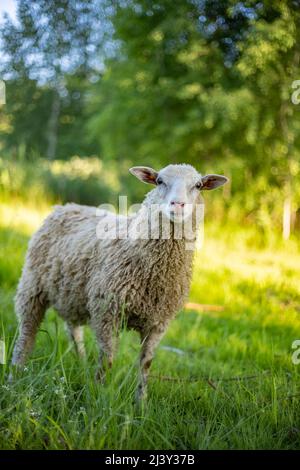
(1, 0, 300, 452)
(0, 195, 299, 450)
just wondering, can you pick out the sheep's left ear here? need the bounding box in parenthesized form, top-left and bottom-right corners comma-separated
(201, 174, 228, 190)
(129, 166, 158, 185)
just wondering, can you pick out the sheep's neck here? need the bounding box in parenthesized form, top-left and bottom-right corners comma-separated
(128, 212, 196, 316)
(129, 205, 197, 272)
(130, 203, 198, 244)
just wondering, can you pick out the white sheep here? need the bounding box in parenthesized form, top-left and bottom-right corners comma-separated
(11, 164, 228, 399)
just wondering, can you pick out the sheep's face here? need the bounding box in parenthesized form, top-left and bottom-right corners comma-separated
(129, 164, 228, 223)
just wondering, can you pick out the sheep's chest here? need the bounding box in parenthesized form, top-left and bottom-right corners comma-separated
(121, 240, 193, 330)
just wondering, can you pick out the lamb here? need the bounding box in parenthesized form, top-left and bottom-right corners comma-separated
(11, 163, 228, 400)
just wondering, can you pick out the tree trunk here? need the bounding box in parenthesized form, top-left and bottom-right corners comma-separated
(46, 89, 60, 160)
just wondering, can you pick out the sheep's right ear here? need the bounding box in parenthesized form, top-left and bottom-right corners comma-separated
(201, 174, 228, 190)
(129, 166, 158, 185)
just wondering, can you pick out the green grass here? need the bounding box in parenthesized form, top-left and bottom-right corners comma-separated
(0, 201, 299, 450)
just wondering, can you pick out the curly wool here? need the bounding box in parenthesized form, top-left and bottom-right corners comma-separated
(16, 199, 195, 332)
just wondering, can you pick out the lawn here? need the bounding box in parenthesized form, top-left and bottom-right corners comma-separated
(0, 201, 299, 449)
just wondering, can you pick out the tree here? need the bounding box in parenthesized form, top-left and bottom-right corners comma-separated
(87, 0, 300, 236)
(87, 0, 263, 168)
(236, 0, 300, 237)
(0, 0, 108, 159)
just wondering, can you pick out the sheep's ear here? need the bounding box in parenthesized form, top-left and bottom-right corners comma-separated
(129, 166, 158, 185)
(201, 174, 228, 190)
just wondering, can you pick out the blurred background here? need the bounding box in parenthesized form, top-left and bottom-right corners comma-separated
(0, 0, 300, 245)
(0, 2, 300, 450)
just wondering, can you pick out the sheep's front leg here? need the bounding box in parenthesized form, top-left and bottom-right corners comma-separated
(91, 311, 118, 384)
(137, 326, 167, 402)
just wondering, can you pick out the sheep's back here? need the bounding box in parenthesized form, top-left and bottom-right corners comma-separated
(24, 204, 106, 322)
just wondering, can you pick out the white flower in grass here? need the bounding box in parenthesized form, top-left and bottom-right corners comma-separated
(30, 409, 41, 418)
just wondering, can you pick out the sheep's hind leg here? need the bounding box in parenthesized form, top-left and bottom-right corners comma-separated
(67, 324, 86, 358)
(137, 326, 167, 402)
(11, 291, 47, 371)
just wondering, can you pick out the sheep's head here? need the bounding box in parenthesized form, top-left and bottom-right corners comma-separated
(129, 164, 228, 223)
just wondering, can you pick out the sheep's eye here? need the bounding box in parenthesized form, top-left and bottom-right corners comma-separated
(195, 181, 202, 190)
(156, 177, 164, 185)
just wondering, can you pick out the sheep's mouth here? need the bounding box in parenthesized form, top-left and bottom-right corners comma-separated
(159, 202, 193, 223)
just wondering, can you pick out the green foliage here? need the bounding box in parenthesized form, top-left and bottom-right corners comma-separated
(1, 0, 300, 233)
(88, 0, 300, 175)
(0, 155, 125, 206)
(0, 0, 106, 159)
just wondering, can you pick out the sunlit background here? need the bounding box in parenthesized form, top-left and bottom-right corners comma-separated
(0, 0, 299, 450)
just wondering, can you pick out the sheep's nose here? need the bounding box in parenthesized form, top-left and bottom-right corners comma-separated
(170, 201, 185, 208)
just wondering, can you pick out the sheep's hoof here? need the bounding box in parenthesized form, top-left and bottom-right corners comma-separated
(8, 364, 23, 382)
(135, 385, 147, 407)
(78, 349, 86, 360)
(95, 368, 106, 384)
(8, 372, 14, 383)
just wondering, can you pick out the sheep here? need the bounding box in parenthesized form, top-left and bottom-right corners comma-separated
(11, 163, 228, 400)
